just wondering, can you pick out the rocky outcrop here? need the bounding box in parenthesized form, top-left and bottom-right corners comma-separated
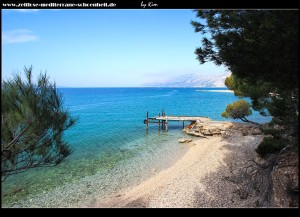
(270, 148, 299, 207)
(183, 121, 262, 137)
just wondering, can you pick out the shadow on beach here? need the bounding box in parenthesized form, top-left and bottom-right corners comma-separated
(193, 133, 265, 207)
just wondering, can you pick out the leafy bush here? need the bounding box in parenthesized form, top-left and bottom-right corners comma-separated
(269, 117, 284, 127)
(256, 137, 285, 157)
(221, 99, 252, 122)
(260, 128, 281, 139)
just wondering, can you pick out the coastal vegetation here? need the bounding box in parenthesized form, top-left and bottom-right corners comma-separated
(192, 10, 298, 206)
(1, 66, 78, 181)
(192, 9, 298, 154)
(221, 99, 253, 123)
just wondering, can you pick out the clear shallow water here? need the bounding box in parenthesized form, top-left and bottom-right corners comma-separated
(2, 88, 271, 207)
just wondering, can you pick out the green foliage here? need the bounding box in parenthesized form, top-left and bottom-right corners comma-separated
(268, 117, 284, 127)
(192, 10, 298, 91)
(225, 74, 293, 118)
(221, 99, 252, 122)
(260, 128, 281, 139)
(192, 10, 299, 141)
(1, 66, 78, 180)
(255, 137, 285, 157)
(230, 75, 293, 119)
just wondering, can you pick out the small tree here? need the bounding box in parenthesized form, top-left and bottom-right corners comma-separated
(1, 66, 78, 181)
(222, 99, 259, 124)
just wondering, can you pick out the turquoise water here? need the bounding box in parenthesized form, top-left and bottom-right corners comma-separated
(2, 88, 271, 207)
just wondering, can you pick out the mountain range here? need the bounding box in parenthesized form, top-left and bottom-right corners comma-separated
(143, 72, 231, 87)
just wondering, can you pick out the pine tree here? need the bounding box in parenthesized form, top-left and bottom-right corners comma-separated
(1, 66, 78, 181)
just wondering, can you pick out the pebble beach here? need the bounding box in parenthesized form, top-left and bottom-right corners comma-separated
(92, 122, 265, 208)
(3, 121, 265, 208)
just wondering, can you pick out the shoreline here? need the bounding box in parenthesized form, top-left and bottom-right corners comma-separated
(2, 127, 191, 208)
(91, 122, 265, 208)
(2, 121, 266, 208)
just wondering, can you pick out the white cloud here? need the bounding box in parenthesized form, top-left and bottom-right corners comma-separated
(2, 29, 39, 44)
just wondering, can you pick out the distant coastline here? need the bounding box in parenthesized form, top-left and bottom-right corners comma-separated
(143, 72, 231, 88)
(195, 89, 234, 93)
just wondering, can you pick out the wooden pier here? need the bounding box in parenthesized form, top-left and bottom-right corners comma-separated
(144, 110, 211, 131)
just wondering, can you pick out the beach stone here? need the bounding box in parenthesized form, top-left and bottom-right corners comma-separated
(178, 139, 192, 143)
(203, 132, 213, 136)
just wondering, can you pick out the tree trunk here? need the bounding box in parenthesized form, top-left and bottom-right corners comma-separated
(240, 117, 261, 126)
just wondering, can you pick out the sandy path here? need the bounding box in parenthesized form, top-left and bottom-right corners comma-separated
(91, 133, 263, 208)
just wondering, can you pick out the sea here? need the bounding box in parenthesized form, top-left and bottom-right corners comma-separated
(2, 87, 271, 207)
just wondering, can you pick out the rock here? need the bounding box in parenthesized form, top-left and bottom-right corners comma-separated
(251, 128, 262, 135)
(221, 131, 231, 139)
(203, 132, 213, 136)
(186, 121, 264, 139)
(185, 131, 207, 138)
(209, 128, 221, 134)
(217, 126, 228, 131)
(230, 124, 240, 130)
(242, 130, 248, 136)
(178, 138, 192, 143)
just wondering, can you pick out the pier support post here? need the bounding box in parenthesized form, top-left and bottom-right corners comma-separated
(146, 111, 148, 129)
(183, 122, 184, 129)
(158, 113, 160, 130)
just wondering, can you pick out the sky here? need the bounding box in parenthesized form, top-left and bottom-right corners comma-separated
(2, 9, 229, 87)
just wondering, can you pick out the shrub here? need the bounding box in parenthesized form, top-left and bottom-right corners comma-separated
(222, 99, 252, 121)
(256, 137, 285, 157)
(260, 128, 281, 139)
